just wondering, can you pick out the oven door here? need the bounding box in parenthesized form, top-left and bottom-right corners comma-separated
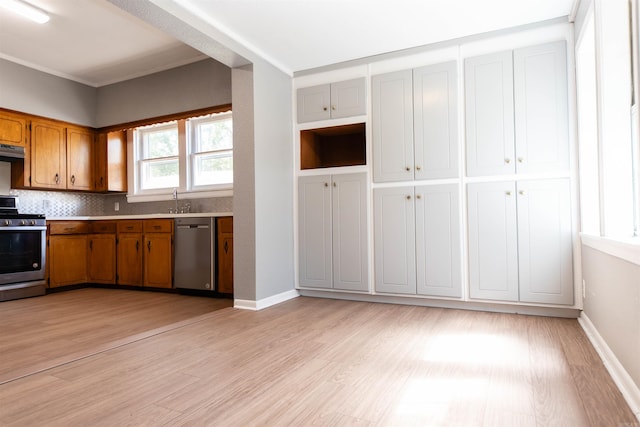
(0, 226, 46, 286)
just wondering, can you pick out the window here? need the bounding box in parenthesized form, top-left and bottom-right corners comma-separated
(138, 122, 179, 190)
(189, 112, 233, 189)
(129, 110, 233, 201)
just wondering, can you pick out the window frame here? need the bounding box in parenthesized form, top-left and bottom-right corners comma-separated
(188, 111, 234, 192)
(125, 106, 233, 203)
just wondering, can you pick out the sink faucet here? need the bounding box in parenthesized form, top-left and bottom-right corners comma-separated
(173, 188, 178, 213)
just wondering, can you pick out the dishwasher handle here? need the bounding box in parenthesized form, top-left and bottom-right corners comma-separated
(176, 225, 210, 229)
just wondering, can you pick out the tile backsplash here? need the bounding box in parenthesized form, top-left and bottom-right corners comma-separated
(12, 189, 232, 217)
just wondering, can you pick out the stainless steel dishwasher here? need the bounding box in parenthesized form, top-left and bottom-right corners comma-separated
(174, 217, 215, 290)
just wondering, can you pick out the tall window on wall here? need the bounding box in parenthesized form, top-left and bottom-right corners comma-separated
(130, 109, 233, 201)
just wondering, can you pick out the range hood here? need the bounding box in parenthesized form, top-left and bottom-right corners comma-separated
(0, 144, 25, 162)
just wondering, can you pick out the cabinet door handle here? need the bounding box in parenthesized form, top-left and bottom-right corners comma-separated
(89, 240, 93, 250)
(331, 105, 336, 111)
(504, 158, 511, 164)
(506, 191, 512, 196)
(323, 106, 328, 111)
(136, 240, 139, 252)
(224, 241, 229, 254)
(415, 166, 421, 171)
(332, 182, 337, 187)
(518, 157, 524, 163)
(405, 167, 411, 171)
(147, 240, 151, 252)
(416, 194, 422, 199)
(324, 182, 329, 187)
(406, 195, 411, 200)
(55, 173, 59, 184)
(71, 175, 76, 184)
(519, 190, 526, 196)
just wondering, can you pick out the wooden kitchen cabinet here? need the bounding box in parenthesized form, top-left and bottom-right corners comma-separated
(95, 130, 127, 192)
(116, 220, 143, 286)
(217, 216, 233, 294)
(143, 220, 173, 289)
(0, 109, 28, 147)
(87, 221, 116, 284)
(48, 221, 90, 288)
(66, 125, 95, 191)
(30, 118, 67, 190)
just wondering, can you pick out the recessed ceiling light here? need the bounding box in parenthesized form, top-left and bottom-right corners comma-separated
(0, 0, 50, 24)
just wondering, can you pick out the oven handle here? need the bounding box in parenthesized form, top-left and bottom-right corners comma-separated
(1, 226, 47, 232)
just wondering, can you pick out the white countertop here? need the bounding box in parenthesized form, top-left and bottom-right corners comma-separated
(47, 212, 233, 221)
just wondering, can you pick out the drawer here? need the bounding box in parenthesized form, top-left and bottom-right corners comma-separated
(117, 220, 143, 233)
(90, 221, 116, 234)
(49, 221, 90, 235)
(144, 219, 173, 233)
(217, 217, 233, 234)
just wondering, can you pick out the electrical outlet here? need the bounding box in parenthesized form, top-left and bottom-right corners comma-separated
(42, 199, 50, 210)
(582, 279, 586, 299)
(114, 202, 119, 211)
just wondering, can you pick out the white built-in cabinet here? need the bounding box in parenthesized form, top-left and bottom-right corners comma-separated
(297, 78, 367, 123)
(298, 173, 368, 291)
(467, 179, 573, 305)
(374, 184, 461, 297)
(372, 61, 458, 182)
(465, 41, 569, 176)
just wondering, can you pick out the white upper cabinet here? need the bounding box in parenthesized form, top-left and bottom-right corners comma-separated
(297, 78, 366, 123)
(413, 61, 459, 180)
(372, 61, 458, 182)
(514, 41, 569, 174)
(465, 51, 516, 177)
(372, 70, 414, 182)
(465, 41, 569, 176)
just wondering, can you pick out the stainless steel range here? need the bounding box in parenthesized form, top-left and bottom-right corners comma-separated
(0, 195, 46, 302)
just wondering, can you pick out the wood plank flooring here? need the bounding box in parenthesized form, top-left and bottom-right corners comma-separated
(0, 289, 636, 426)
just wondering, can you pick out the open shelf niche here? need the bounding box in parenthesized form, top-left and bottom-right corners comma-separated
(300, 122, 366, 170)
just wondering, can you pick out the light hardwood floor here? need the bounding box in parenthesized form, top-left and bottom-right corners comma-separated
(0, 289, 636, 426)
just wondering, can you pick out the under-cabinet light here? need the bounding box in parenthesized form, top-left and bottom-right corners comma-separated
(0, 0, 50, 24)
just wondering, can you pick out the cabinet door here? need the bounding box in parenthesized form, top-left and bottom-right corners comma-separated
(0, 110, 27, 147)
(49, 235, 87, 287)
(465, 51, 515, 176)
(372, 70, 414, 182)
(332, 173, 368, 291)
(468, 182, 519, 301)
(298, 175, 332, 288)
(87, 234, 116, 284)
(514, 41, 569, 174)
(414, 61, 459, 180)
(330, 78, 366, 119)
(66, 126, 94, 191)
(297, 84, 331, 123)
(374, 187, 416, 294)
(415, 184, 461, 297)
(144, 233, 173, 288)
(117, 233, 143, 285)
(31, 119, 66, 189)
(217, 217, 234, 294)
(517, 179, 573, 304)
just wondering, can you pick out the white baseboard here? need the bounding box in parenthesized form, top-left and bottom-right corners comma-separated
(578, 313, 640, 422)
(234, 289, 299, 311)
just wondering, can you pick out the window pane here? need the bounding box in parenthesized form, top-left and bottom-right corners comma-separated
(141, 158, 179, 189)
(196, 118, 232, 152)
(194, 152, 233, 186)
(144, 127, 178, 159)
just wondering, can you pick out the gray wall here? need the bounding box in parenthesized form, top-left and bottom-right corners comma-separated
(230, 59, 295, 303)
(581, 245, 640, 390)
(0, 58, 96, 126)
(96, 59, 231, 127)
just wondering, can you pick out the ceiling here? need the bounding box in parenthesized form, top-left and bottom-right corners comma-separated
(0, 0, 576, 87)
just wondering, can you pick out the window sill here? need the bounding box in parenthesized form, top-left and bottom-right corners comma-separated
(580, 233, 640, 266)
(126, 189, 233, 203)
